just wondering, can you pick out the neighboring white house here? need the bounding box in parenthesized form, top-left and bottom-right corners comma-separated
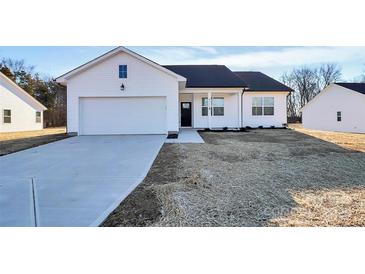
(0, 72, 47, 133)
(301, 83, 365, 134)
(56, 47, 292, 135)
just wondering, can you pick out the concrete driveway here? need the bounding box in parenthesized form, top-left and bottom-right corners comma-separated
(0, 135, 165, 227)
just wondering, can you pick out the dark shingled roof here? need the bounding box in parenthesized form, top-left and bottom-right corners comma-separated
(335, 83, 365, 95)
(163, 65, 247, 88)
(234, 71, 293, 92)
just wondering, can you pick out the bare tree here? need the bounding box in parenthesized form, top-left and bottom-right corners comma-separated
(1, 58, 34, 73)
(281, 63, 342, 121)
(318, 63, 342, 89)
(281, 73, 299, 119)
(291, 67, 318, 108)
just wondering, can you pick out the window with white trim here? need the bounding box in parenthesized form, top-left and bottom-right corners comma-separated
(202, 98, 208, 116)
(3, 109, 11, 123)
(337, 111, 342, 122)
(252, 97, 262, 116)
(263, 97, 274, 115)
(212, 97, 224, 116)
(202, 97, 224, 116)
(252, 97, 274, 116)
(36, 111, 41, 123)
(119, 65, 127, 78)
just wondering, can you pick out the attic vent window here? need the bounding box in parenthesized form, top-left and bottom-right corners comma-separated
(119, 65, 127, 78)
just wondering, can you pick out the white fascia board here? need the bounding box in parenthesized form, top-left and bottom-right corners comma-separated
(300, 84, 335, 112)
(56, 46, 186, 85)
(0, 72, 47, 111)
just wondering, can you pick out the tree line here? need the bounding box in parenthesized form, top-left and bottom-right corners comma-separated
(281, 63, 365, 121)
(0, 58, 66, 127)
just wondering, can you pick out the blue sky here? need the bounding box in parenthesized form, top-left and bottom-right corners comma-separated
(0, 46, 364, 81)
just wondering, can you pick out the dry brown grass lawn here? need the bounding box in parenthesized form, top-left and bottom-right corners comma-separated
(0, 127, 68, 156)
(270, 187, 365, 227)
(103, 129, 365, 227)
(289, 123, 365, 153)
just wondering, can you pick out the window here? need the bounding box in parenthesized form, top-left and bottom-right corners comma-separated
(202, 98, 208, 116)
(212, 97, 224, 116)
(337, 111, 342, 122)
(119, 65, 127, 78)
(202, 97, 225, 116)
(182, 103, 190, 109)
(3, 109, 11, 123)
(252, 97, 274, 116)
(36, 111, 41, 123)
(252, 97, 262, 116)
(264, 97, 274, 116)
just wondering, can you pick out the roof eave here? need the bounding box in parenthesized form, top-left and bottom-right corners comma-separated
(0, 72, 47, 110)
(56, 46, 186, 84)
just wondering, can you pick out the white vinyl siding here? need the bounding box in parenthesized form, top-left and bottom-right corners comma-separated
(243, 92, 288, 128)
(66, 51, 179, 134)
(302, 84, 365, 133)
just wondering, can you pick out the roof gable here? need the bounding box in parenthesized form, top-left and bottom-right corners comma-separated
(335, 82, 365, 95)
(56, 47, 186, 84)
(0, 72, 47, 111)
(163, 65, 247, 88)
(234, 71, 293, 92)
(301, 83, 365, 112)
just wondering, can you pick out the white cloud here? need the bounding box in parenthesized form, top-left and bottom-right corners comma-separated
(180, 47, 365, 69)
(140, 46, 218, 64)
(138, 46, 365, 80)
(142, 46, 365, 69)
(190, 46, 218, 54)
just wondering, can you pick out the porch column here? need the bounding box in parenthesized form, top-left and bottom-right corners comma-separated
(238, 91, 242, 128)
(208, 92, 212, 129)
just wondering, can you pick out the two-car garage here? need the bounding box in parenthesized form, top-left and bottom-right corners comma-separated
(79, 97, 167, 135)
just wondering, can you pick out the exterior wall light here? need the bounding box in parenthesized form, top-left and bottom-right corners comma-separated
(120, 84, 125, 91)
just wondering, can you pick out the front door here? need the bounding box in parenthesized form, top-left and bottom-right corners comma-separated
(181, 102, 192, 127)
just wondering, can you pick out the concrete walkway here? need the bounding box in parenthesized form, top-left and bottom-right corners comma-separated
(0, 135, 165, 227)
(165, 129, 205, 144)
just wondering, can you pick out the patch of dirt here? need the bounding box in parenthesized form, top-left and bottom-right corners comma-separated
(0, 127, 68, 156)
(102, 129, 365, 227)
(101, 144, 184, 227)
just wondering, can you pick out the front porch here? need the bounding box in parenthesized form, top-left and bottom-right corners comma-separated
(178, 89, 243, 130)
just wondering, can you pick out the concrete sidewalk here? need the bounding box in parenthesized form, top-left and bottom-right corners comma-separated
(165, 129, 205, 144)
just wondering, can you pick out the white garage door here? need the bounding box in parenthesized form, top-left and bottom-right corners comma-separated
(79, 97, 166, 135)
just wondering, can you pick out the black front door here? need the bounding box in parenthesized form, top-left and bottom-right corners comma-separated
(181, 102, 192, 127)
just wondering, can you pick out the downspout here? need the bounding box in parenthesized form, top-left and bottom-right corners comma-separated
(241, 87, 249, 128)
